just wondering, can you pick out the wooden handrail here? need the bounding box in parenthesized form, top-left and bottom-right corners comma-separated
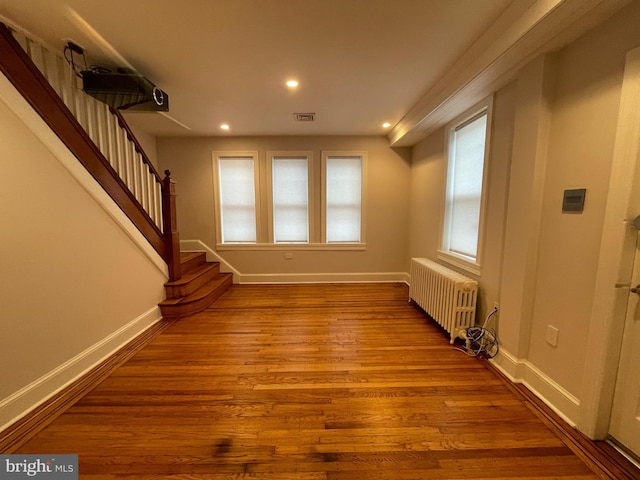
(109, 107, 164, 184)
(0, 22, 181, 280)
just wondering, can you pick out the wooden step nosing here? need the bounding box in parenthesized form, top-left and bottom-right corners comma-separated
(160, 274, 233, 307)
(165, 263, 220, 288)
(165, 271, 229, 301)
(174, 274, 233, 305)
(179, 252, 207, 275)
(159, 274, 232, 318)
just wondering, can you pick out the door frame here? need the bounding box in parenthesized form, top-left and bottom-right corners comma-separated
(579, 45, 640, 439)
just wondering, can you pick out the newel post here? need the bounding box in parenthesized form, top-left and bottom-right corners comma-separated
(162, 170, 182, 282)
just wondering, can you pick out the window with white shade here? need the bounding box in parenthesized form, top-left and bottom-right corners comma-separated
(323, 153, 365, 243)
(271, 156, 309, 243)
(215, 154, 258, 244)
(213, 150, 366, 250)
(440, 99, 492, 274)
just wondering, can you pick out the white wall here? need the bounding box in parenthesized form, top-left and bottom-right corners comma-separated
(3, 0, 631, 439)
(409, 82, 516, 321)
(158, 136, 411, 281)
(129, 123, 159, 170)
(408, 0, 640, 428)
(495, 1, 640, 425)
(0, 73, 167, 430)
(526, 0, 640, 402)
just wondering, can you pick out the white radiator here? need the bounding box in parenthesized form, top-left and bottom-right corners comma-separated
(409, 258, 478, 343)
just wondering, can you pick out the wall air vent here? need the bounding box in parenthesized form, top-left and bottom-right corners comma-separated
(293, 113, 315, 122)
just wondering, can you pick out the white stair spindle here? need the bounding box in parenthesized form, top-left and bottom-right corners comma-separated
(26, 39, 45, 76)
(157, 181, 164, 232)
(12, 27, 166, 230)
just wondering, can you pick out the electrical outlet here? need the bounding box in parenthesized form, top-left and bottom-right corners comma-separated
(284, 252, 293, 260)
(546, 325, 559, 347)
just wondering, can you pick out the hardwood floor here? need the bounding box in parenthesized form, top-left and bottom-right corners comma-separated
(15, 283, 601, 479)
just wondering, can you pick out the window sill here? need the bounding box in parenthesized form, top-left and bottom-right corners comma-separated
(217, 242, 366, 252)
(437, 250, 482, 277)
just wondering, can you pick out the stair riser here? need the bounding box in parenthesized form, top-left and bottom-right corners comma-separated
(181, 252, 207, 274)
(165, 264, 221, 298)
(160, 274, 233, 319)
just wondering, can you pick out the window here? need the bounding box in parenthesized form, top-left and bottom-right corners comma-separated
(323, 153, 365, 243)
(214, 153, 259, 244)
(271, 155, 309, 243)
(440, 99, 492, 274)
(213, 150, 366, 250)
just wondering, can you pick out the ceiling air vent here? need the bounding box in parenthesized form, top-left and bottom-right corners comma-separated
(293, 112, 315, 122)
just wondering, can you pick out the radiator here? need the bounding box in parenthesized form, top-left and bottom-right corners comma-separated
(409, 258, 478, 343)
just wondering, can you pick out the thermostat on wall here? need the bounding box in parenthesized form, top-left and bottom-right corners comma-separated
(562, 188, 586, 213)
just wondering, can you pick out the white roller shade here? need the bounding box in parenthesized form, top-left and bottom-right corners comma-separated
(218, 157, 257, 243)
(446, 113, 487, 258)
(272, 157, 309, 243)
(325, 156, 362, 243)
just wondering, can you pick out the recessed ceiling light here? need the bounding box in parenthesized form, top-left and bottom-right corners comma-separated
(286, 80, 299, 88)
(382, 122, 391, 128)
(220, 124, 230, 130)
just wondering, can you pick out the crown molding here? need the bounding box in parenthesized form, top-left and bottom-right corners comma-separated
(389, 0, 631, 147)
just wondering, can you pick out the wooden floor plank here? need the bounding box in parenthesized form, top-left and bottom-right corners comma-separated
(14, 284, 602, 479)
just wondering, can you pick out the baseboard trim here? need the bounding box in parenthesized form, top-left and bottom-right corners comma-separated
(0, 308, 174, 453)
(237, 272, 409, 284)
(483, 358, 640, 480)
(491, 348, 580, 426)
(180, 239, 411, 285)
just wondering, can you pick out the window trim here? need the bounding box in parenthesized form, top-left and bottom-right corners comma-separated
(212, 150, 261, 245)
(321, 151, 367, 245)
(266, 151, 314, 244)
(438, 97, 493, 276)
(212, 149, 368, 250)
(215, 242, 366, 252)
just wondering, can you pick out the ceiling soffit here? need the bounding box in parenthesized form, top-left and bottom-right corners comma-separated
(390, 0, 631, 147)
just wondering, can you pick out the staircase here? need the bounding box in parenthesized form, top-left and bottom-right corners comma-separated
(160, 252, 233, 319)
(0, 23, 234, 319)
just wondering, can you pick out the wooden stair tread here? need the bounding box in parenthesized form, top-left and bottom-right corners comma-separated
(179, 251, 207, 275)
(180, 251, 202, 262)
(160, 252, 232, 319)
(165, 262, 220, 288)
(159, 273, 233, 319)
(160, 273, 232, 305)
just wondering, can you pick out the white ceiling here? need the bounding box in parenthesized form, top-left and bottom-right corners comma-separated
(0, 0, 631, 144)
(0, 0, 512, 137)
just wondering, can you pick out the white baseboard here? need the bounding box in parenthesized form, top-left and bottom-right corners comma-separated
(491, 348, 580, 426)
(0, 306, 162, 432)
(180, 239, 411, 285)
(238, 272, 409, 284)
